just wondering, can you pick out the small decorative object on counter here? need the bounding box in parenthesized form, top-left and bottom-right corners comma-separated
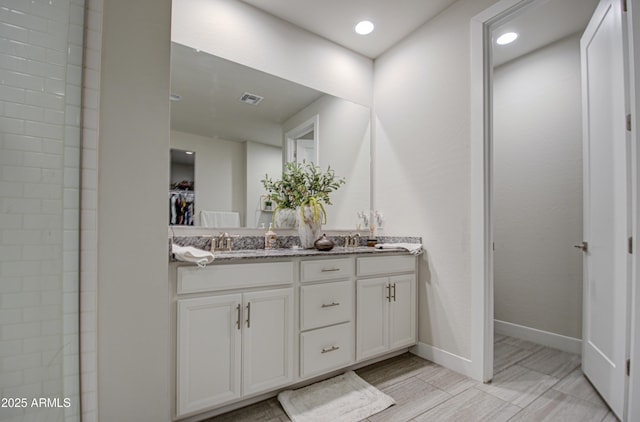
(265, 223, 277, 250)
(367, 238, 377, 247)
(314, 233, 335, 251)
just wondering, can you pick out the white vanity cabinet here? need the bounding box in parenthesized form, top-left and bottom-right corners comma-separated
(171, 250, 418, 420)
(175, 263, 294, 418)
(356, 255, 416, 361)
(299, 258, 355, 379)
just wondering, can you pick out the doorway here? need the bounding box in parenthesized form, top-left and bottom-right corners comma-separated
(491, 0, 596, 372)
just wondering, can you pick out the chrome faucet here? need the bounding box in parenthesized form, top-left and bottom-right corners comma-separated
(211, 232, 234, 252)
(344, 233, 360, 248)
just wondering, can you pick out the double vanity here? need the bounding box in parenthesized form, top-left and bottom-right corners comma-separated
(168, 241, 419, 420)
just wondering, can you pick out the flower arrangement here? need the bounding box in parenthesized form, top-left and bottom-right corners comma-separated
(261, 161, 346, 224)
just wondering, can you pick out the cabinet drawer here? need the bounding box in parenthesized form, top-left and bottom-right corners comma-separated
(300, 323, 354, 379)
(356, 255, 415, 276)
(177, 261, 293, 294)
(300, 281, 352, 331)
(300, 258, 353, 282)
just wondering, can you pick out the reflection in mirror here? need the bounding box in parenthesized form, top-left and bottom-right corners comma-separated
(169, 148, 195, 225)
(286, 115, 319, 166)
(170, 42, 371, 229)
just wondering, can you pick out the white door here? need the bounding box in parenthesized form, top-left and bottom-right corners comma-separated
(176, 294, 242, 416)
(242, 288, 294, 396)
(580, 0, 630, 418)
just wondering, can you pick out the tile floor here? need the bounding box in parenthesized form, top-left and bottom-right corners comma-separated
(206, 335, 618, 421)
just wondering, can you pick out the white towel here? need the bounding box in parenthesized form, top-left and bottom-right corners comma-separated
(200, 210, 240, 228)
(172, 244, 215, 267)
(374, 243, 423, 255)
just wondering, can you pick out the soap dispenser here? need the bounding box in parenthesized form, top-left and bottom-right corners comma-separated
(265, 223, 277, 250)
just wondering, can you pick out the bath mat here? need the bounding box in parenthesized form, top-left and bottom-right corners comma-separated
(277, 371, 395, 422)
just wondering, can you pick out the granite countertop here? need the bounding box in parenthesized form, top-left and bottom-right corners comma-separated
(208, 246, 409, 261)
(169, 234, 422, 264)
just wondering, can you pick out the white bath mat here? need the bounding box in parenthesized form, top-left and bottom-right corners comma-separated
(277, 371, 395, 422)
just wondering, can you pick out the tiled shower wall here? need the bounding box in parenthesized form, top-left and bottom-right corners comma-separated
(80, 0, 101, 420)
(0, 0, 85, 420)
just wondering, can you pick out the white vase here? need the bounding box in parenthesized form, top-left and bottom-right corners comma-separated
(273, 208, 297, 229)
(297, 205, 322, 249)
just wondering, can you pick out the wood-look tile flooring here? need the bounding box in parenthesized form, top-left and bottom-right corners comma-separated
(207, 335, 618, 421)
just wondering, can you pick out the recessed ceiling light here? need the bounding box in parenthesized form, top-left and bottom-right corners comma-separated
(496, 32, 518, 45)
(355, 20, 374, 35)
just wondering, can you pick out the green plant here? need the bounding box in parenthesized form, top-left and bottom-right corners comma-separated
(261, 161, 346, 224)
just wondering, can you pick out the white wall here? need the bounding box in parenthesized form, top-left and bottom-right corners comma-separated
(374, 0, 499, 361)
(283, 95, 371, 229)
(246, 141, 282, 228)
(97, 0, 171, 420)
(0, 0, 83, 420)
(171, 0, 373, 107)
(493, 34, 583, 339)
(171, 130, 245, 225)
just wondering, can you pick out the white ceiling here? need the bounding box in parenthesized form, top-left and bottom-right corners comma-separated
(239, 0, 598, 62)
(239, 0, 459, 59)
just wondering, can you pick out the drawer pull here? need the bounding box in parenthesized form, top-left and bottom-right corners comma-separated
(321, 345, 340, 354)
(321, 267, 341, 272)
(321, 302, 340, 308)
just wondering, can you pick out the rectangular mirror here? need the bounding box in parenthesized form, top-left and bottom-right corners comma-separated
(169, 42, 371, 229)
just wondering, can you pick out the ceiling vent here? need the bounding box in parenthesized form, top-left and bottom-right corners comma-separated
(239, 92, 264, 105)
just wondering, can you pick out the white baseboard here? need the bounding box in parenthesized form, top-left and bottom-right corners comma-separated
(494, 320, 582, 355)
(410, 342, 475, 379)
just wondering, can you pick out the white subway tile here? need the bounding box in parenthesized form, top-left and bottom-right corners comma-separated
(0, 180, 24, 197)
(44, 108, 65, 125)
(25, 121, 64, 140)
(2, 68, 45, 91)
(0, 84, 26, 103)
(2, 351, 41, 371)
(23, 334, 61, 354)
(2, 227, 44, 246)
(0, 244, 22, 261)
(3, 133, 43, 152)
(42, 168, 63, 185)
(0, 21, 29, 43)
(1, 261, 42, 277)
(25, 89, 64, 110)
(40, 199, 63, 215)
(0, 198, 42, 215)
(45, 77, 66, 97)
(41, 139, 64, 155)
(4, 102, 44, 122)
(1, 38, 47, 61)
(0, 321, 41, 340)
(0, 53, 28, 73)
(3, 7, 48, 32)
(2, 165, 42, 183)
(0, 308, 22, 324)
(0, 116, 26, 135)
(46, 47, 65, 66)
(0, 370, 24, 389)
(24, 152, 63, 169)
(0, 339, 22, 358)
(67, 44, 83, 67)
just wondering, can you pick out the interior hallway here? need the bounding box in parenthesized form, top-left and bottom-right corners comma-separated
(208, 335, 616, 421)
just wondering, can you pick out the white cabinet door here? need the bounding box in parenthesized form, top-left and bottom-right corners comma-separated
(388, 275, 416, 350)
(242, 288, 294, 396)
(357, 275, 416, 361)
(356, 277, 390, 360)
(177, 294, 242, 416)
